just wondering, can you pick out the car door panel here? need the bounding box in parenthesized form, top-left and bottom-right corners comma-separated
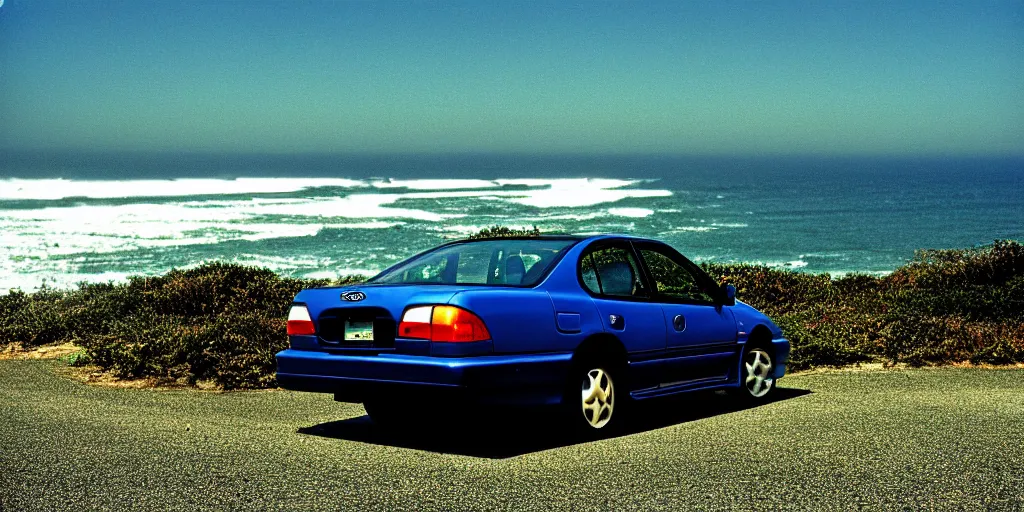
(635, 242, 740, 386)
(659, 305, 737, 383)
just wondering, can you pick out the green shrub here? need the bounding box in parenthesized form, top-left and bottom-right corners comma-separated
(0, 262, 333, 388)
(704, 241, 1024, 369)
(884, 240, 1024, 321)
(702, 263, 838, 316)
(774, 313, 872, 371)
(468, 225, 541, 239)
(0, 287, 74, 346)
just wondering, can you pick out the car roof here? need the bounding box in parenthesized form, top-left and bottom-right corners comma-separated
(579, 233, 655, 243)
(447, 233, 655, 244)
(451, 235, 586, 242)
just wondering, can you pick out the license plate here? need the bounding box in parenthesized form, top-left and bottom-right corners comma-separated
(343, 320, 374, 342)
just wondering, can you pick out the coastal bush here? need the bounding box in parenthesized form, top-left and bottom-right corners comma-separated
(884, 240, 1024, 321)
(0, 287, 73, 346)
(0, 236, 1021, 389)
(773, 313, 873, 370)
(0, 262, 348, 389)
(702, 240, 1024, 370)
(469, 225, 542, 239)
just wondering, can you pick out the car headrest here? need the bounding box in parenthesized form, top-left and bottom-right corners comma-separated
(597, 261, 634, 295)
(505, 255, 526, 284)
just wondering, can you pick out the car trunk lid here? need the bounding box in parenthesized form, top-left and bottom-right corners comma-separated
(293, 284, 471, 352)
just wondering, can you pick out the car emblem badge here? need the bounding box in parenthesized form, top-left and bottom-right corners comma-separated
(341, 291, 366, 302)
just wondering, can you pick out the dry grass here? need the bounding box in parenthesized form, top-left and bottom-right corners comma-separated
(0, 342, 82, 361)
(0, 342, 221, 390)
(789, 359, 1024, 376)
(57, 364, 224, 391)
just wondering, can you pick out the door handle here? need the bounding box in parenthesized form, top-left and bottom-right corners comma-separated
(608, 314, 625, 330)
(673, 314, 686, 332)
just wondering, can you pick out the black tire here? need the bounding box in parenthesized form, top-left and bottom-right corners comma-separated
(732, 345, 777, 402)
(562, 355, 628, 434)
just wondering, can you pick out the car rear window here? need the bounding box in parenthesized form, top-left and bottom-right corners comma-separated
(369, 239, 577, 287)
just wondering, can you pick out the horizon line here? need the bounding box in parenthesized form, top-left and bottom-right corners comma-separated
(3, 148, 1023, 160)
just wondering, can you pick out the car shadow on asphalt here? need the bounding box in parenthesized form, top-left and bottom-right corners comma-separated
(297, 387, 811, 459)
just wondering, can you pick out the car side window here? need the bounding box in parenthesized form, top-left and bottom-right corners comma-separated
(580, 245, 647, 298)
(401, 255, 449, 283)
(454, 244, 495, 284)
(639, 247, 717, 304)
(499, 251, 546, 285)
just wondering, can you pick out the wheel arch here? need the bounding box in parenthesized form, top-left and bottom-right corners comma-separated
(571, 332, 629, 366)
(735, 324, 780, 398)
(564, 332, 630, 429)
(744, 324, 775, 354)
(742, 324, 779, 368)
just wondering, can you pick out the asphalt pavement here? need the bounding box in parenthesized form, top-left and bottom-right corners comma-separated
(1, 360, 1022, 511)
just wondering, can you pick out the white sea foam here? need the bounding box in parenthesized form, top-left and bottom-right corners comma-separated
(430, 224, 492, 235)
(496, 178, 634, 189)
(669, 226, 717, 233)
(0, 177, 367, 200)
(517, 211, 607, 222)
(0, 178, 673, 214)
(764, 260, 809, 269)
(502, 179, 671, 208)
(325, 221, 405, 230)
(362, 179, 673, 209)
(302, 271, 338, 279)
(580, 221, 637, 232)
(0, 269, 135, 293)
(243, 194, 461, 222)
(230, 253, 336, 271)
(370, 179, 499, 190)
(333, 267, 382, 278)
(0, 196, 420, 292)
(0, 177, 677, 291)
(608, 207, 655, 218)
(828, 270, 892, 278)
(709, 222, 748, 228)
(303, 269, 380, 280)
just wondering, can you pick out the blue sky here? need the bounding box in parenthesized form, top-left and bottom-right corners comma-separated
(0, 1, 1021, 155)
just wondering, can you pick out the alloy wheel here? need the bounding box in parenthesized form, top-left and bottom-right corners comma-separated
(744, 348, 774, 398)
(581, 368, 615, 428)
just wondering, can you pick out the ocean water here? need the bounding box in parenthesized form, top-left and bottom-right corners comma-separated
(1, 154, 1021, 293)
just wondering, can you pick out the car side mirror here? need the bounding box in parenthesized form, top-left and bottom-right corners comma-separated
(721, 283, 736, 305)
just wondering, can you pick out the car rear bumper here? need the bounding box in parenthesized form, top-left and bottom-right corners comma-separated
(275, 348, 573, 405)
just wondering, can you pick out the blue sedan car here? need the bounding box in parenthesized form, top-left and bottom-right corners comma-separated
(276, 235, 790, 432)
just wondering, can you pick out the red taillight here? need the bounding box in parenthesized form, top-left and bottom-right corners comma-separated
(431, 305, 490, 342)
(399, 305, 490, 343)
(286, 305, 316, 336)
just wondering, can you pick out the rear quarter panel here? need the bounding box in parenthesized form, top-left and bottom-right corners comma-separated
(449, 289, 584, 354)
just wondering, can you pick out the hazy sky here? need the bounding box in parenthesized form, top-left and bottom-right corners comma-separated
(0, 1, 1021, 155)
